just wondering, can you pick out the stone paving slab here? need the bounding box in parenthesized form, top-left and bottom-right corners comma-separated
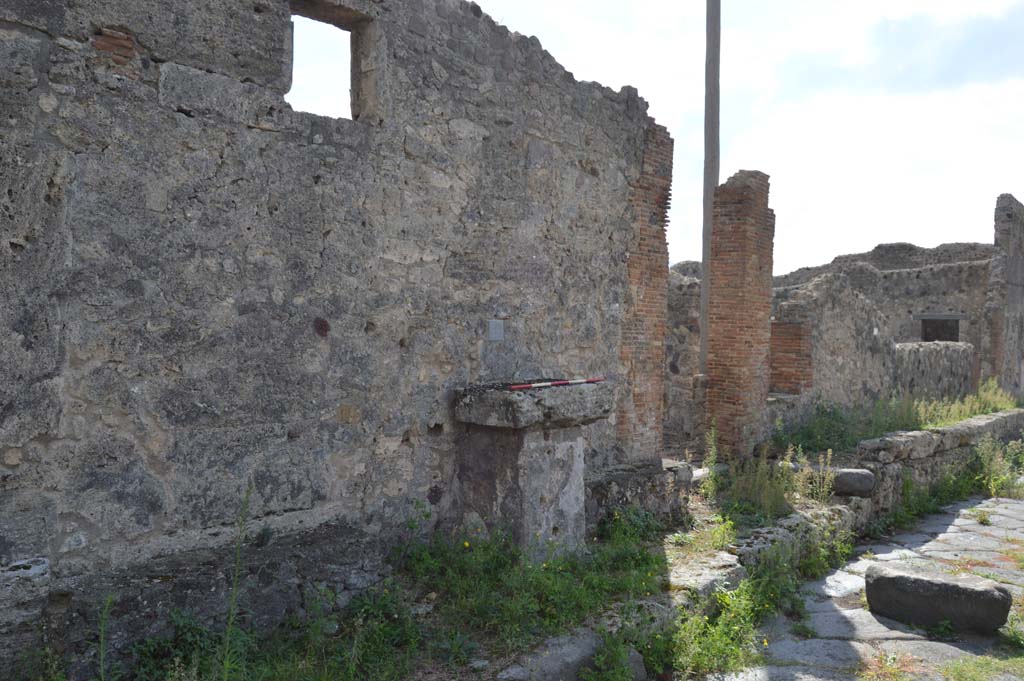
(804, 608, 925, 641)
(875, 638, 994, 664)
(738, 497, 1024, 681)
(918, 548, 1009, 563)
(709, 666, 858, 680)
(801, 570, 866, 599)
(856, 543, 922, 561)
(928, 531, 1009, 551)
(765, 638, 876, 669)
(889, 533, 936, 547)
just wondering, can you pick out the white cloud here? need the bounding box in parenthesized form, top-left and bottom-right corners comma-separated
(728, 78, 1024, 274)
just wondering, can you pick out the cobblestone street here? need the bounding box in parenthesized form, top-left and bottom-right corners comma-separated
(716, 497, 1024, 680)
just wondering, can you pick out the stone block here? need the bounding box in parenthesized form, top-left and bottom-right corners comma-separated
(865, 563, 1012, 633)
(455, 384, 616, 558)
(832, 468, 876, 497)
(497, 626, 646, 680)
(454, 382, 615, 430)
(585, 459, 691, 533)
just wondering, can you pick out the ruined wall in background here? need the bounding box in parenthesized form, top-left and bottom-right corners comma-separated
(893, 342, 974, 400)
(0, 0, 670, 668)
(774, 242, 997, 288)
(663, 269, 701, 456)
(667, 196, 1019, 456)
(770, 241, 995, 413)
(705, 171, 775, 456)
(989, 194, 1024, 395)
(773, 273, 895, 411)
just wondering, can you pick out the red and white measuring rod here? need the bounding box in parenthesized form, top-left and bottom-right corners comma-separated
(507, 377, 606, 391)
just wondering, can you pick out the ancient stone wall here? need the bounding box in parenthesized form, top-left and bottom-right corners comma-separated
(989, 194, 1024, 395)
(0, 0, 670, 668)
(663, 270, 702, 455)
(774, 242, 997, 288)
(893, 342, 975, 400)
(849, 409, 1024, 526)
(669, 191, 1017, 456)
(705, 171, 775, 456)
(772, 272, 895, 410)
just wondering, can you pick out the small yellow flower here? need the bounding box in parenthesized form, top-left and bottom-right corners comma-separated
(763, 638, 769, 647)
(463, 541, 470, 548)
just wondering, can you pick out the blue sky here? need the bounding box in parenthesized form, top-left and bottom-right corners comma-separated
(287, 1, 1024, 274)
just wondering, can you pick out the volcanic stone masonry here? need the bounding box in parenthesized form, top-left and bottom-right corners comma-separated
(0, 0, 674, 670)
(665, 193, 1024, 457)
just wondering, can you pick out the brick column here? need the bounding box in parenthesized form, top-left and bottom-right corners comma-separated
(616, 122, 673, 463)
(705, 171, 775, 456)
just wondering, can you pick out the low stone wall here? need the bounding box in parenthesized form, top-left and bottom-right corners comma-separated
(584, 459, 692, 534)
(844, 409, 1024, 529)
(894, 342, 975, 399)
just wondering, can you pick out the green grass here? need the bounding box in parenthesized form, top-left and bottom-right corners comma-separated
(775, 379, 1019, 454)
(667, 515, 736, 554)
(63, 507, 667, 681)
(12, 649, 67, 681)
(863, 434, 1024, 541)
(790, 621, 817, 639)
(698, 446, 836, 526)
(668, 530, 854, 679)
(941, 652, 1024, 681)
(402, 510, 665, 654)
(579, 632, 635, 681)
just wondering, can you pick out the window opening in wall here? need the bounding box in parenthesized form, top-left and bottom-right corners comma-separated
(921, 318, 960, 342)
(286, 15, 352, 118)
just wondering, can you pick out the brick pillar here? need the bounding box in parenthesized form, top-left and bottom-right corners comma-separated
(705, 171, 775, 457)
(616, 122, 673, 464)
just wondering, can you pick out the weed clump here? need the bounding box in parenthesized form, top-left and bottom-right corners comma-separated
(775, 379, 1018, 454)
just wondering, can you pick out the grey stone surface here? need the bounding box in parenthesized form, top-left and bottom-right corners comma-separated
(728, 498, 1024, 681)
(497, 626, 646, 681)
(875, 638, 991, 665)
(803, 608, 923, 641)
(865, 563, 1012, 633)
(667, 551, 747, 602)
(455, 424, 587, 558)
(0, 0, 674, 669)
(454, 382, 615, 429)
(710, 667, 858, 681)
(584, 459, 691, 534)
(802, 570, 865, 600)
(894, 342, 974, 401)
(832, 469, 876, 497)
(766, 638, 876, 669)
(774, 243, 998, 289)
(663, 270, 702, 454)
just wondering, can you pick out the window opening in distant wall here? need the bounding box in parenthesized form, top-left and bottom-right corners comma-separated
(921, 318, 960, 342)
(286, 15, 352, 118)
(288, 1, 381, 123)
